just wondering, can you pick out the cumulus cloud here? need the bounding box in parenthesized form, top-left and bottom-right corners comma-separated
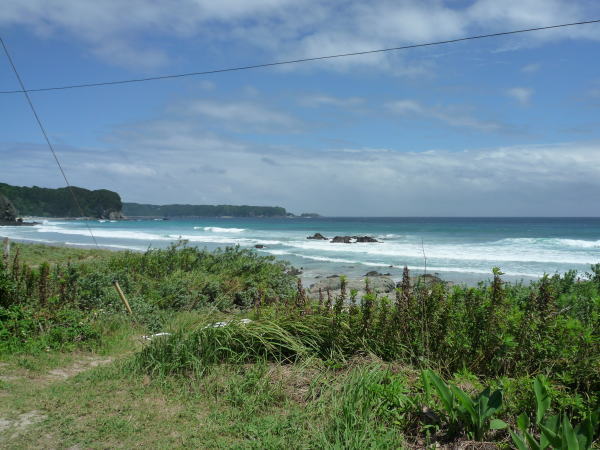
(1, 0, 599, 70)
(507, 87, 533, 105)
(386, 99, 509, 133)
(4, 125, 599, 216)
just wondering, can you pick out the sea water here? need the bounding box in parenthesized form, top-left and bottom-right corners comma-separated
(2, 217, 599, 285)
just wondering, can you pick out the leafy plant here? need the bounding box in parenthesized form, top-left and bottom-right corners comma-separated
(510, 375, 600, 450)
(368, 372, 420, 428)
(422, 370, 507, 440)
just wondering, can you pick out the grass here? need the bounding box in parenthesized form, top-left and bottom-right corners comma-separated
(1, 241, 599, 448)
(5, 241, 114, 267)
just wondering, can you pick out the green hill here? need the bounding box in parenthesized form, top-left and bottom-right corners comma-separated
(0, 183, 123, 219)
(0, 183, 288, 219)
(123, 202, 287, 218)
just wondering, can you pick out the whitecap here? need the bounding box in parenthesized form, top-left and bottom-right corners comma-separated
(194, 226, 246, 233)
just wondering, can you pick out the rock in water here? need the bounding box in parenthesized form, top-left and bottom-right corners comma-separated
(365, 271, 383, 277)
(0, 194, 17, 224)
(331, 235, 379, 243)
(355, 236, 378, 243)
(287, 267, 303, 276)
(331, 236, 352, 243)
(307, 233, 328, 240)
(107, 210, 124, 220)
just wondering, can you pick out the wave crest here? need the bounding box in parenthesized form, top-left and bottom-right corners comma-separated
(194, 226, 246, 233)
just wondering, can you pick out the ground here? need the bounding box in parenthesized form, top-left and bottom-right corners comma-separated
(0, 330, 315, 449)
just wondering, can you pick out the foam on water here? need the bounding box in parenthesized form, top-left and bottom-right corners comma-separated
(262, 249, 543, 277)
(494, 237, 600, 248)
(65, 242, 144, 251)
(194, 226, 246, 233)
(35, 225, 169, 241)
(3, 218, 598, 282)
(279, 239, 597, 265)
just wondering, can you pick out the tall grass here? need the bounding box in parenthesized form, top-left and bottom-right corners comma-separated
(129, 317, 321, 377)
(127, 263, 599, 421)
(1, 242, 297, 353)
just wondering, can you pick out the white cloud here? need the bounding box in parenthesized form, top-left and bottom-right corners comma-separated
(84, 162, 156, 176)
(507, 87, 533, 105)
(300, 94, 365, 108)
(521, 62, 541, 73)
(176, 100, 300, 131)
(5, 127, 599, 216)
(387, 99, 508, 132)
(1, 0, 599, 70)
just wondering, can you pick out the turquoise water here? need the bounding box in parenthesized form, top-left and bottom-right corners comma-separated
(2, 217, 600, 284)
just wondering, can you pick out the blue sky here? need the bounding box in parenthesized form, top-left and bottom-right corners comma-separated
(1, 0, 600, 216)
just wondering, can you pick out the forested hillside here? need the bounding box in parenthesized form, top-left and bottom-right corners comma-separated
(123, 202, 287, 217)
(0, 183, 122, 219)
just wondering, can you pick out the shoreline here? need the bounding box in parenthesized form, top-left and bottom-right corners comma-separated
(5, 216, 598, 286)
(0, 236, 547, 288)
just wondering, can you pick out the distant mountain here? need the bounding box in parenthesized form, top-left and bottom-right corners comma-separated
(0, 183, 123, 219)
(123, 202, 287, 218)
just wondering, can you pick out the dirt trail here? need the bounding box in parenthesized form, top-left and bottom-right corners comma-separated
(46, 356, 113, 380)
(0, 411, 46, 434)
(0, 355, 113, 438)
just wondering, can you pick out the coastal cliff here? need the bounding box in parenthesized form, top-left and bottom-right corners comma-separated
(0, 183, 123, 219)
(0, 193, 18, 224)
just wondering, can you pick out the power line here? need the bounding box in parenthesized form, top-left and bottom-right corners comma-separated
(1, 19, 599, 95)
(0, 36, 99, 247)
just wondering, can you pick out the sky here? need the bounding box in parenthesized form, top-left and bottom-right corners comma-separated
(1, 0, 600, 216)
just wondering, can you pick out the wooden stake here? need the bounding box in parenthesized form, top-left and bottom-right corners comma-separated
(113, 280, 133, 314)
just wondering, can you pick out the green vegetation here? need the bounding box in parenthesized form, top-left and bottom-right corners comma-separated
(0, 182, 290, 219)
(0, 182, 122, 218)
(511, 375, 600, 450)
(1, 242, 598, 448)
(8, 241, 114, 267)
(123, 202, 288, 217)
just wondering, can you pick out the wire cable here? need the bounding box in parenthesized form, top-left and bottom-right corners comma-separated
(0, 19, 599, 95)
(1, 36, 99, 247)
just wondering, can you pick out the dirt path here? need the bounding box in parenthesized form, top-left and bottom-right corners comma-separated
(0, 355, 113, 439)
(46, 356, 113, 381)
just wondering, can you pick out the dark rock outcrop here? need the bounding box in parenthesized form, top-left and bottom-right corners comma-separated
(287, 267, 303, 276)
(395, 273, 449, 289)
(307, 233, 328, 240)
(365, 270, 383, 277)
(254, 244, 265, 249)
(331, 236, 352, 243)
(309, 275, 396, 299)
(355, 236, 378, 243)
(365, 271, 391, 277)
(0, 194, 17, 224)
(106, 210, 124, 220)
(331, 235, 379, 243)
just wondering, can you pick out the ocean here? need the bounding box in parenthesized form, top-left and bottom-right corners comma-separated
(2, 217, 599, 285)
